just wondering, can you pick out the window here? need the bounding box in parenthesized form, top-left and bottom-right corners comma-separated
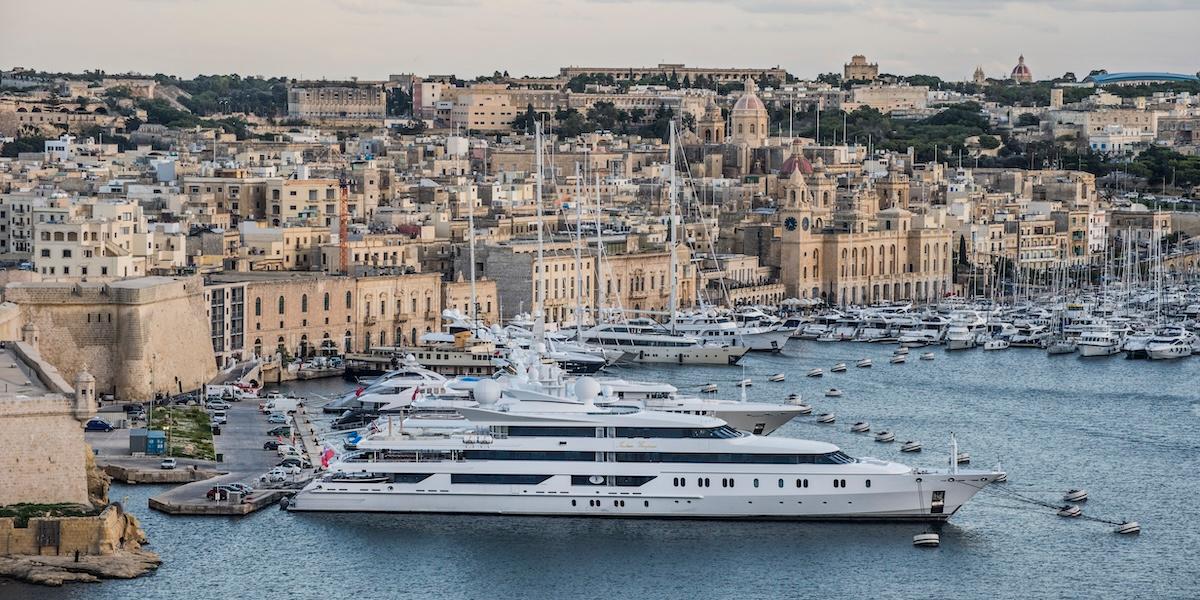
(615, 451, 855, 465)
(277, 296, 285, 314)
(345, 291, 353, 309)
(324, 292, 330, 311)
(451, 474, 551, 485)
(753, 478, 759, 488)
(254, 297, 262, 316)
(301, 294, 308, 313)
(507, 426, 596, 437)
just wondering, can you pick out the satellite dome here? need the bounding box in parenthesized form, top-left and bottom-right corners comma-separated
(574, 376, 601, 403)
(475, 379, 501, 406)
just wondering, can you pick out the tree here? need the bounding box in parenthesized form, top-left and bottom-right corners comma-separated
(978, 134, 1000, 150)
(958, 235, 969, 266)
(512, 103, 538, 133)
(1016, 113, 1040, 127)
(1, 135, 47, 157)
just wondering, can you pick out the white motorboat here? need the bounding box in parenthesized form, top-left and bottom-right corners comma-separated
(1145, 327, 1195, 361)
(856, 358, 873, 368)
(850, 421, 870, 433)
(875, 430, 895, 443)
(919, 352, 935, 361)
(831, 362, 847, 373)
(737, 378, 753, 388)
(786, 393, 802, 404)
(288, 379, 999, 520)
(768, 373, 786, 382)
(900, 440, 922, 453)
(982, 339, 1009, 351)
(824, 388, 843, 397)
(579, 319, 748, 365)
(1046, 338, 1077, 355)
(890, 354, 907, 364)
(1063, 488, 1089, 503)
(1078, 330, 1122, 357)
(700, 383, 719, 393)
(793, 404, 812, 415)
(807, 368, 824, 378)
(912, 533, 940, 547)
(816, 412, 836, 424)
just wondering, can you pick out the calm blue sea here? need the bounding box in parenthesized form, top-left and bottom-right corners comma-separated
(9, 341, 1200, 599)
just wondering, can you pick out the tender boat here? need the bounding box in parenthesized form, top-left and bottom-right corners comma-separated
(983, 339, 1009, 351)
(816, 412, 836, 424)
(768, 373, 786, 382)
(824, 388, 843, 397)
(850, 421, 870, 433)
(1057, 505, 1082, 518)
(912, 533, 940, 547)
(956, 452, 971, 464)
(890, 354, 907, 364)
(807, 368, 824, 378)
(900, 440, 922, 453)
(856, 358, 873, 368)
(701, 383, 719, 393)
(737, 378, 753, 388)
(919, 352, 935, 361)
(1063, 488, 1088, 503)
(786, 393, 802, 404)
(793, 404, 812, 415)
(875, 430, 895, 443)
(831, 362, 847, 373)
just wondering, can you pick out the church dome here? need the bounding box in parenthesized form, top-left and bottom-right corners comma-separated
(732, 79, 766, 113)
(1011, 55, 1032, 81)
(780, 140, 812, 177)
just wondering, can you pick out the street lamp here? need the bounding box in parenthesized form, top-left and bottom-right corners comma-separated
(163, 425, 172, 458)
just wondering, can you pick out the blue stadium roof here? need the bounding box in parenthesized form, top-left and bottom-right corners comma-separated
(1084, 72, 1200, 85)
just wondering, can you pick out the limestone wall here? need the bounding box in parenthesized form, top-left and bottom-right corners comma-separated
(0, 505, 145, 556)
(5, 277, 217, 400)
(0, 396, 90, 506)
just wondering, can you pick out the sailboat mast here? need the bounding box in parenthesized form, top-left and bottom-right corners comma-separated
(667, 120, 679, 332)
(534, 121, 546, 341)
(467, 177, 478, 326)
(573, 161, 585, 339)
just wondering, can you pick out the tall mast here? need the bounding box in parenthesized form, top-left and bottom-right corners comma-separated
(667, 120, 679, 332)
(534, 121, 546, 343)
(573, 160, 585, 338)
(593, 171, 603, 324)
(466, 176, 478, 326)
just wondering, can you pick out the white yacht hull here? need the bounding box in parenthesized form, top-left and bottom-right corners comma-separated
(945, 338, 975, 351)
(624, 346, 748, 365)
(740, 329, 792, 353)
(289, 470, 996, 521)
(711, 409, 800, 436)
(1147, 344, 1191, 360)
(1078, 343, 1120, 357)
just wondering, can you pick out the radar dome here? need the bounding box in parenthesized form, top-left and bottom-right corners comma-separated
(575, 377, 601, 403)
(475, 379, 501, 406)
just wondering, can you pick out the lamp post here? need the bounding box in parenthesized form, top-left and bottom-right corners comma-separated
(163, 424, 172, 458)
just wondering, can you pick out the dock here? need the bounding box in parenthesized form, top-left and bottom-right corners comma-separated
(148, 487, 293, 516)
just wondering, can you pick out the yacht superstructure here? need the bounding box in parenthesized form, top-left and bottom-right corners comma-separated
(289, 379, 999, 520)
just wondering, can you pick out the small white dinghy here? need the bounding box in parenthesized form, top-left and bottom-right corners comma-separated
(920, 352, 935, 361)
(856, 358, 873, 368)
(894, 347, 909, 356)
(1063, 489, 1089, 503)
(768, 373, 786, 382)
(737, 378, 752, 388)
(890, 354, 907, 364)
(874, 430, 895, 443)
(956, 452, 971, 464)
(1057, 505, 1082, 518)
(807, 368, 824, 378)
(1114, 521, 1141, 535)
(983, 339, 1009, 351)
(900, 440, 922, 452)
(912, 532, 940, 547)
(850, 421, 870, 433)
(824, 388, 843, 397)
(793, 403, 813, 415)
(786, 392, 802, 404)
(700, 383, 719, 393)
(816, 413, 836, 424)
(831, 362, 848, 373)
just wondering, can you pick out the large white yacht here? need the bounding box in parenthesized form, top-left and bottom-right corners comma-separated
(670, 310, 790, 353)
(1145, 327, 1196, 361)
(289, 379, 999, 520)
(579, 319, 748, 365)
(1077, 329, 1122, 357)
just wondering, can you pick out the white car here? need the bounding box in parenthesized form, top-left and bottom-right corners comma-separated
(276, 444, 300, 457)
(210, 411, 228, 425)
(272, 465, 301, 476)
(206, 400, 231, 410)
(160, 458, 177, 470)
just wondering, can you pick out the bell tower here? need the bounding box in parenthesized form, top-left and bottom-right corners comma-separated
(697, 97, 724, 144)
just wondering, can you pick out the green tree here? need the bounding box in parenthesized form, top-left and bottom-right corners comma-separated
(978, 134, 1000, 150)
(0, 135, 46, 157)
(512, 104, 538, 133)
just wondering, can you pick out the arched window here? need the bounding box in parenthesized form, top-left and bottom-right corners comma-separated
(301, 294, 308, 313)
(345, 291, 352, 309)
(277, 296, 285, 314)
(323, 292, 330, 311)
(253, 338, 262, 356)
(254, 297, 262, 317)
(343, 331, 352, 353)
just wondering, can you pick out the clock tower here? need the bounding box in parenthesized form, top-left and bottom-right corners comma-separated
(779, 165, 818, 299)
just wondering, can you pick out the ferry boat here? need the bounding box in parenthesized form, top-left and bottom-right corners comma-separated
(288, 379, 1000, 520)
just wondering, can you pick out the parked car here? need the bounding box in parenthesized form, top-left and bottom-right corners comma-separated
(84, 418, 114, 432)
(278, 456, 312, 469)
(206, 400, 231, 410)
(266, 413, 288, 424)
(276, 444, 300, 457)
(225, 483, 254, 495)
(122, 403, 143, 413)
(160, 458, 177, 470)
(205, 484, 244, 501)
(263, 440, 283, 451)
(273, 464, 301, 476)
(210, 411, 227, 425)
(266, 426, 292, 437)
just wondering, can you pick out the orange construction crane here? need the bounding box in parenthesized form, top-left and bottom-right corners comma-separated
(338, 170, 350, 275)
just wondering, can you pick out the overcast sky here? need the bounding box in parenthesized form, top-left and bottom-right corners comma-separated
(4, 0, 1198, 81)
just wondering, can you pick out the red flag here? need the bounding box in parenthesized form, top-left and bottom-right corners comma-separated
(354, 386, 365, 397)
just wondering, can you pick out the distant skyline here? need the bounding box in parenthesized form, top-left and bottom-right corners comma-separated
(4, 0, 1199, 82)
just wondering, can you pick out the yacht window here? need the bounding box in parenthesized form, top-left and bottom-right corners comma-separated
(614, 426, 742, 439)
(615, 451, 855, 464)
(463, 450, 595, 461)
(451, 474, 551, 484)
(507, 426, 596, 438)
(865, 479, 871, 488)
(753, 478, 759, 488)
(778, 479, 785, 488)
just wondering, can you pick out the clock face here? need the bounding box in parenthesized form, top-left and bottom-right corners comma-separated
(802, 217, 811, 231)
(784, 216, 798, 231)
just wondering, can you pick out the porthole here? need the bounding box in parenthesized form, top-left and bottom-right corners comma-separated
(865, 480, 871, 488)
(778, 479, 784, 488)
(571, 500, 577, 506)
(753, 479, 760, 488)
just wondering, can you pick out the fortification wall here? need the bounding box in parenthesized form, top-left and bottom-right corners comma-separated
(0, 396, 90, 506)
(0, 504, 146, 556)
(5, 277, 217, 400)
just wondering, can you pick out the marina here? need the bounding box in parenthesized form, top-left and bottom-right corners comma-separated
(13, 338, 1196, 599)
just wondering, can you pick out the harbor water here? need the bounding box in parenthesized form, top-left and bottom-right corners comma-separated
(10, 341, 1200, 599)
